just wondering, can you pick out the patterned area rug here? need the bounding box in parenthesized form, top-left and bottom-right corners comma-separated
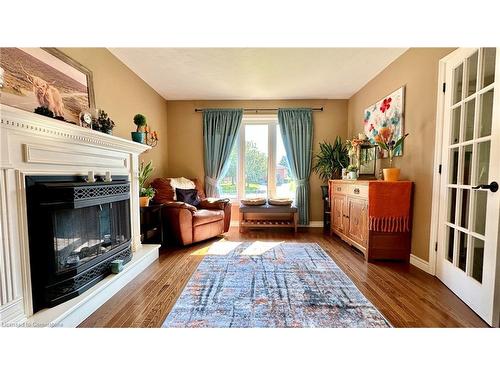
(163, 241, 390, 328)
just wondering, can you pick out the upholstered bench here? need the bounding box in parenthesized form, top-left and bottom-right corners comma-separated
(239, 204, 298, 233)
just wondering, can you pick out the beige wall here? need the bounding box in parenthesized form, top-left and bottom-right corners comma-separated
(166, 99, 348, 222)
(348, 48, 455, 260)
(57, 47, 456, 254)
(59, 48, 168, 178)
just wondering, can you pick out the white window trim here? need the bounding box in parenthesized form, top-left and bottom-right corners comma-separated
(223, 114, 286, 201)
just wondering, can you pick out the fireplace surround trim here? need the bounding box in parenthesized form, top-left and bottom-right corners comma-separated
(0, 104, 158, 325)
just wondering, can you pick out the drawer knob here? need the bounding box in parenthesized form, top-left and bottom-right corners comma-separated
(336, 187, 341, 192)
(354, 188, 360, 194)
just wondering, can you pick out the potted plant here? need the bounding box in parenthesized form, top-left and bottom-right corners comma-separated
(139, 186, 155, 207)
(347, 164, 358, 180)
(139, 160, 155, 207)
(132, 114, 147, 143)
(374, 126, 409, 181)
(312, 137, 349, 198)
(94, 110, 115, 134)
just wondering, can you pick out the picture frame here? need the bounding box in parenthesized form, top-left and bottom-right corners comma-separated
(358, 143, 378, 179)
(363, 86, 405, 158)
(0, 47, 95, 125)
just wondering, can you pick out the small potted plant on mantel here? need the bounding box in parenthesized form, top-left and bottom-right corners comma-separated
(132, 113, 147, 143)
(139, 160, 155, 207)
(94, 110, 115, 135)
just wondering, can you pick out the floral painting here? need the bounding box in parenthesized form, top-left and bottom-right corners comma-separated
(363, 86, 405, 158)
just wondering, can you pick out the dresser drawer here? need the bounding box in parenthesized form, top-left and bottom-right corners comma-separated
(331, 183, 346, 195)
(346, 184, 368, 198)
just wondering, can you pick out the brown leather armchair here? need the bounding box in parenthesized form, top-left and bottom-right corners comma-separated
(150, 178, 231, 246)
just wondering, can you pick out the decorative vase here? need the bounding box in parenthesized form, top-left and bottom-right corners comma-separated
(139, 196, 150, 207)
(383, 168, 400, 181)
(131, 131, 145, 143)
(348, 171, 357, 180)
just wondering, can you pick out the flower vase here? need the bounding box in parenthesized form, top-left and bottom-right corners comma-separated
(383, 168, 400, 181)
(348, 171, 358, 180)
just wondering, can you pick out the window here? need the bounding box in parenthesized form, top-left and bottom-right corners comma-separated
(219, 115, 295, 201)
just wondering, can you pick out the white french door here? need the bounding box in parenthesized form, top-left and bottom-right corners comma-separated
(436, 48, 500, 326)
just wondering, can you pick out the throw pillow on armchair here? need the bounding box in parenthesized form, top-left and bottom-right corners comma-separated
(175, 188, 201, 207)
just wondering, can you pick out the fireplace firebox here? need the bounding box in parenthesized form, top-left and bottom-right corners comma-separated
(26, 176, 132, 312)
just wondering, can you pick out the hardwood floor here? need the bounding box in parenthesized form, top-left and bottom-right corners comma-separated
(79, 227, 488, 328)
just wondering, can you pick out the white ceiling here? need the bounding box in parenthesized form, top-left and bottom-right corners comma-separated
(109, 48, 408, 100)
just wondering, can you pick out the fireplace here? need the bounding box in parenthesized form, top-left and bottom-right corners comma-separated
(26, 175, 132, 312)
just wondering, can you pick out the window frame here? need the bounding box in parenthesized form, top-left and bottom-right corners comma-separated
(221, 114, 287, 201)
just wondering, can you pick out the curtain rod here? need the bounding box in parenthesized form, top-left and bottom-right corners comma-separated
(194, 107, 323, 113)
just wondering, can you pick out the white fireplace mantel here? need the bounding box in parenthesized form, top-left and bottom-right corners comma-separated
(0, 104, 159, 326)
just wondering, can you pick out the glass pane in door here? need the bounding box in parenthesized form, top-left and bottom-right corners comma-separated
(471, 238, 484, 283)
(453, 63, 464, 104)
(451, 106, 461, 144)
(458, 231, 468, 272)
(473, 190, 487, 235)
(466, 51, 478, 96)
(481, 48, 496, 88)
(479, 89, 494, 137)
(446, 226, 455, 263)
(448, 188, 457, 223)
(464, 99, 475, 141)
(462, 144, 473, 185)
(450, 148, 459, 184)
(475, 141, 491, 185)
(460, 189, 470, 229)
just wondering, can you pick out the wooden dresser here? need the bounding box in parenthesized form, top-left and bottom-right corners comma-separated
(329, 179, 413, 262)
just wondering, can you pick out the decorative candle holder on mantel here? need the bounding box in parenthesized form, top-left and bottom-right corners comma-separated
(144, 125, 159, 147)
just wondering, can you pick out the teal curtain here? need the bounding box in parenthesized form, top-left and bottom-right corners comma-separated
(203, 109, 243, 197)
(278, 108, 313, 225)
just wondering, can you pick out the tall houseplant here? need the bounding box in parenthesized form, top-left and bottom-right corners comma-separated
(312, 137, 349, 198)
(139, 160, 155, 207)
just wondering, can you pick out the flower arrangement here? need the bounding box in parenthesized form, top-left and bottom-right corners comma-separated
(346, 137, 364, 157)
(374, 126, 409, 167)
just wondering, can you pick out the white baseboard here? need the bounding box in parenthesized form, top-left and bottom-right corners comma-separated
(410, 254, 431, 274)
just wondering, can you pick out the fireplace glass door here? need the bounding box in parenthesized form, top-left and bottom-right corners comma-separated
(52, 200, 131, 273)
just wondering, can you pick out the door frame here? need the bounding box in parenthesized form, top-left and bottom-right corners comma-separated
(429, 48, 500, 326)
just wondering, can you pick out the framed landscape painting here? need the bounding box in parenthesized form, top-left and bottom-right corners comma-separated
(0, 48, 95, 124)
(363, 86, 405, 158)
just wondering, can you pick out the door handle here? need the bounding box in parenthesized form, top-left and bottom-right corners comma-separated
(472, 181, 498, 192)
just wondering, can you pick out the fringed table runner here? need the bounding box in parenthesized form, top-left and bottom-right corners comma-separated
(368, 181, 413, 232)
